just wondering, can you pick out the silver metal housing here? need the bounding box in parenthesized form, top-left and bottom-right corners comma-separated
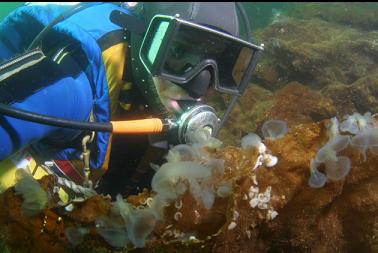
(177, 105, 220, 143)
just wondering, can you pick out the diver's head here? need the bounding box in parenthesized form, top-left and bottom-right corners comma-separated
(127, 2, 263, 141)
(130, 3, 237, 111)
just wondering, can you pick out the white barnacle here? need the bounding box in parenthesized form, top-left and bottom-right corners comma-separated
(246, 230, 252, 239)
(161, 230, 173, 239)
(228, 221, 237, 230)
(65, 203, 74, 212)
(249, 198, 259, 208)
(194, 209, 201, 224)
(165, 224, 173, 230)
(258, 143, 267, 154)
(174, 212, 183, 221)
(146, 197, 153, 207)
(243, 194, 248, 200)
(265, 186, 272, 194)
(249, 186, 259, 193)
(174, 199, 183, 209)
(189, 235, 199, 242)
(252, 155, 264, 170)
(232, 210, 240, 221)
(264, 154, 278, 167)
(252, 175, 258, 185)
(249, 186, 259, 200)
(258, 202, 269, 209)
(139, 198, 148, 205)
(267, 210, 279, 220)
(258, 192, 271, 203)
(53, 186, 60, 193)
(257, 193, 267, 203)
(71, 197, 86, 203)
(248, 191, 256, 199)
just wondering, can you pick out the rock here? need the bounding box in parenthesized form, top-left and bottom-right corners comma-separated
(268, 81, 336, 126)
(288, 3, 378, 31)
(324, 74, 378, 117)
(218, 82, 336, 146)
(1, 119, 378, 253)
(217, 85, 274, 146)
(253, 18, 378, 90)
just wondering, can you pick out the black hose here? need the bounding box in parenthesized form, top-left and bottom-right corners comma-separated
(0, 103, 113, 132)
(27, 2, 102, 51)
(11, 2, 113, 132)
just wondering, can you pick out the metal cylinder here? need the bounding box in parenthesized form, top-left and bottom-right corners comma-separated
(177, 105, 220, 143)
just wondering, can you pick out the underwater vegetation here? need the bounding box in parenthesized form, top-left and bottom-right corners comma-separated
(288, 2, 378, 31)
(218, 2, 378, 147)
(0, 2, 378, 253)
(2, 114, 378, 253)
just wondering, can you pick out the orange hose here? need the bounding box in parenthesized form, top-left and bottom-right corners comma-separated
(111, 118, 164, 134)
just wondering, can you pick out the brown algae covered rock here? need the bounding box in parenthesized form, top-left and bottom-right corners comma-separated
(267, 82, 336, 125)
(254, 17, 378, 90)
(324, 74, 378, 117)
(0, 118, 378, 252)
(288, 3, 378, 31)
(217, 85, 275, 146)
(218, 81, 336, 146)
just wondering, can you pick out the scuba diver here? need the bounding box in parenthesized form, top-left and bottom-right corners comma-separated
(0, 2, 263, 199)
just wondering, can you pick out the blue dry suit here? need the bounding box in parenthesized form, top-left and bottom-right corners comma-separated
(0, 3, 133, 169)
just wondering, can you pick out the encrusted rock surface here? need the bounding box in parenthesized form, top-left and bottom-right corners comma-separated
(1, 119, 378, 253)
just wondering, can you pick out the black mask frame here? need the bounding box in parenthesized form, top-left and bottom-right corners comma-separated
(140, 15, 264, 96)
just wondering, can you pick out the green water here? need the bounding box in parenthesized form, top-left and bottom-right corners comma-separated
(242, 2, 295, 29)
(0, 2, 294, 30)
(1, 3, 378, 31)
(0, 2, 23, 20)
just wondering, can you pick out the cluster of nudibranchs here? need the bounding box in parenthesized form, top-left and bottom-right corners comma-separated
(308, 112, 378, 188)
(241, 119, 289, 170)
(64, 129, 232, 249)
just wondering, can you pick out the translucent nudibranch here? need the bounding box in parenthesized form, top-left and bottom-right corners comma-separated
(14, 169, 48, 216)
(308, 160, 327, 188)
(88, 128, 228, 249)
(339, 112, 374, 134)
(350, 128, 378, 161)
(241, 132, 279, 169)
(309, 112, 377, 188)
(241, 133, 262, 150)
(261, 119, 289, 140)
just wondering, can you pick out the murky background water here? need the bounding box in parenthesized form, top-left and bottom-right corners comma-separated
(0, 2, 293, 29)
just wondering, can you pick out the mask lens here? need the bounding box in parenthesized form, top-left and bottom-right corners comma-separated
(147, 21, 170, 65)
(164, 42, 198, 75)
(163, 29, 205, 75)
(162, 22, 257, 93)
(140, 16, 263, 95)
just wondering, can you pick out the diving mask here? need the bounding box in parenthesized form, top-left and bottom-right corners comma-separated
(139, 15, 264, 96)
